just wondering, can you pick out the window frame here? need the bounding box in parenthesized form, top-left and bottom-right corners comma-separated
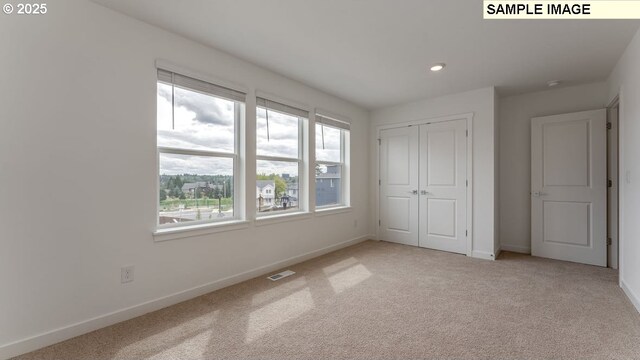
(255, 100, 307, 217)
(314, 117, 350, 210)
(156, 71, 244, 230)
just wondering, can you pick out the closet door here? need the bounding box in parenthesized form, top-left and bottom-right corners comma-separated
(418, 120, 468, 254)
(379, 126, 419, 246)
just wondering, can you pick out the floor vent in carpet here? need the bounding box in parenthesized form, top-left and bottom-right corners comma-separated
(267, 270, 295, 281)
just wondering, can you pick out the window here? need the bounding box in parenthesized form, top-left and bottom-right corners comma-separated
(315, 114, 350, 208)
(157, 69, 245, 228)
(256, 98, 307, 215)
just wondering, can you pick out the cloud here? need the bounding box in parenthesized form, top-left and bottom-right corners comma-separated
(255, 110, 300, 158)
(158, 129, 234, 153)
(174, 87, 235, 126)
(315, 124, 341, 162)
(157, 85, 341, 172)
(159, 83, 236, 127)
(257, 140, 299, 158)
(157, 84, 173, 103)
(158, 84, 236, 152)
(257, 160, 298, 177)
(257, 108, 299, 141)
(160, 153, 234, 176)
(315, 124, 341, 149)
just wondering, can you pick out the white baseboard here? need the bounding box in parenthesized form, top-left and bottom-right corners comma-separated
(471, 250, 496, 261)
(621, 279, 640, 314)
(494, 246, 502, 258)
(0, 235, 371, 360)
(500, 243, 531, 254)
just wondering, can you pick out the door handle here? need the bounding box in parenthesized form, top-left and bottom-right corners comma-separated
(532, 191, 547, 197)
(409, 190, 418, 195)
(421, 190, 430, 195)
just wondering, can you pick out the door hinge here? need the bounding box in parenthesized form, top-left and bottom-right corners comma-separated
(378, 138, 381, 145)
(466, 180, 468, 187)
(378, 220, 381, 226)
(607, 122, 612, 130)
(607, 237, 612, 246)
(379, 179, 381, 186)
(466, 130, 468, 137)
(465, 230, 468, 237)
(608, 179, 612, 188)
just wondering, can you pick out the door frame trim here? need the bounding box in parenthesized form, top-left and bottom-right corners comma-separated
(607, 96, 620, 269)
(376, 112, 474, 257)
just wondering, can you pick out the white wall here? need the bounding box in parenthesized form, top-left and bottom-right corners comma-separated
(498, 82, 609, 254)
(0, 1, 371, 357)
(370, 87, 498, 259)
(607, 27, 640, 313)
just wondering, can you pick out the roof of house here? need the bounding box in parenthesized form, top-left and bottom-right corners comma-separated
(181, 182, 209, 191)
(256, 180, 275, 190)
(316, 174, 340, 179)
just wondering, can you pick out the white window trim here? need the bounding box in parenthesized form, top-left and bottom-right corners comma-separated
(255, 211, 312, 226)
(156, 71, 244, 231)
(314, 122, 350, 210)
(152, 63, 357, 239)
(153, 220, 250, 242)
(255, 103, 307, 218)
(314, 205, 352, 217)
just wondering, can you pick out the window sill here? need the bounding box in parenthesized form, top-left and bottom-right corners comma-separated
(314, 206, 352, 217)
(255, 211, 312, 226)
(153, 220, 250, 242)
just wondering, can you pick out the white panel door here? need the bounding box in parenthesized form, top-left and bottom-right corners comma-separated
(531, 109, 607, 266)
(379, 126, 419, 246)
(419, 120, 468, 254)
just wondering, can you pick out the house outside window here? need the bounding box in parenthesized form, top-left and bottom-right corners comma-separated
(256, 97, 308, 215)
(315, 114, 350, 208)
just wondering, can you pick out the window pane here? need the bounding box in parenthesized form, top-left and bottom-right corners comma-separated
(159, 153, 234, 224)
(257, 107, 299, 158)
(257, 160, 299, 213)
(157, 83, 236, 153)
(316, 164, 341, 207)
(315, 124, 341, 162)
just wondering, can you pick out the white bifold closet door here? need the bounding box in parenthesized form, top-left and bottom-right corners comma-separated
(418, 119, 468, 254)
(379, 126, 420, 246)
(379, 119, 467, 254)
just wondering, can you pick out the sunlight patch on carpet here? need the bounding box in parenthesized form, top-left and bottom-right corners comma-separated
(246, 287, 314, 343)
(322, 257, 360, 275)
(115, 310, 219, 358)
(251, 276, 308, 306)
(328, 264, 372, 294)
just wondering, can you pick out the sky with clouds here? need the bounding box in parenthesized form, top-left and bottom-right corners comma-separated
(158, 84, 342, 178)
(256, 107, 299, 159)
(315, 124, 341, 163)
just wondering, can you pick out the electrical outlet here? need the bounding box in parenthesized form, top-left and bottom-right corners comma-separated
(121, 266, 134, 284)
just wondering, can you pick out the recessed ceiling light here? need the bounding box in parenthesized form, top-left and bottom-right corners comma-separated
(547, 80, 561, 87)
(430, 63, 446, 72)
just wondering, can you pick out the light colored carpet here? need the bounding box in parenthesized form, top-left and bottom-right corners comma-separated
(13, 240, 640, 360)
